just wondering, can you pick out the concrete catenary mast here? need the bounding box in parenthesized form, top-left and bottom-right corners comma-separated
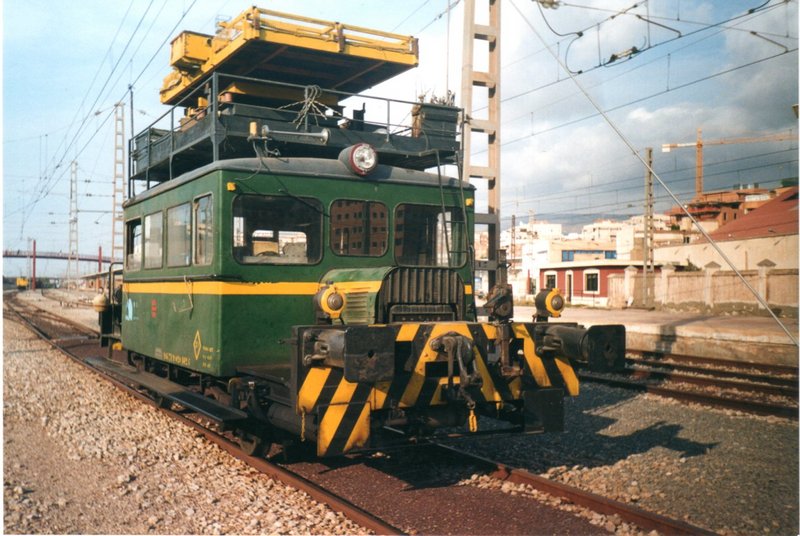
(461, 0, 502, 289)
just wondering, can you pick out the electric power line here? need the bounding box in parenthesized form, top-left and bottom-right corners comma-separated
(501, 146, 798, 208)
(34, 0, 157, 209)
(475, 47, 797, 156)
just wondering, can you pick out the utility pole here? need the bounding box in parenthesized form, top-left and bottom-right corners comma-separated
(67, 161, 79, 286)
(461, 0, 501, 290)
(510, 213, 516, 278)
(112, 102, 126, 263)
(643, 148, 654, 308)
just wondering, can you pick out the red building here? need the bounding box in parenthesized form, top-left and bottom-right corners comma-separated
(539, 260, 661, 307)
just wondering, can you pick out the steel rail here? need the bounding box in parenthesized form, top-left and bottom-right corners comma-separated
(433, 444, 717, 536)
(142, 401, 404, 536)
(628, 357, 798, 389)
(5, 297, 403, 536)
(5, 296, 57, 341)
(580, 371, 798, 420)
(627, 350, 799, 377)
(20, 299, 100, 339)
(626, 366, 798, 398)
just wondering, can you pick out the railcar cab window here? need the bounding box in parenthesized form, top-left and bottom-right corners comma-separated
(144, 212, 163, 269)
(330, 199, 388, 256)
(233, 195, 322, 264)
(194, 195, 213, 265)
(167, 203, 192, 267)
(126, 219, 143, 271)
(394, 204, 466, 267)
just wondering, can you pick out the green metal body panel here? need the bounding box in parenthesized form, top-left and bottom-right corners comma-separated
(322, 266, 395, 324)
(121, 158, 475, 379)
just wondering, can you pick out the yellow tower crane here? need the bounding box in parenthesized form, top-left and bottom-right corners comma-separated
(661, 128, 797, 199)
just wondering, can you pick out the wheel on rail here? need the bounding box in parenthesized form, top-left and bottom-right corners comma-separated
(235, 430, 269, 457)
(152, 393, 172, 409)
(204, 385, 233, 406)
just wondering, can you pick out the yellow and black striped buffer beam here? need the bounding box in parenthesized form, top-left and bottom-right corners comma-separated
(296, 321, 579, 456)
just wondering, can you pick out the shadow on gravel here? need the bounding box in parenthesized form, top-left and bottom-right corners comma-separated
(439, 384, 718, 475)
(292, 386, 718, 491)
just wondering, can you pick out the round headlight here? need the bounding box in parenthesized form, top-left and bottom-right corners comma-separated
(315, 284, 347, 320)
(549, 292, 565, 314)
(339, 143, 378, 176)
(534, 287, 564, 319)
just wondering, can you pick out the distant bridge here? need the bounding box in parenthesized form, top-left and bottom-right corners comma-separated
(3, 249, 116, 264)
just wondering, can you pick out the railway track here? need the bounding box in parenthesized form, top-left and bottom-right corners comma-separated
(4, 293, 399, 535)
(6, 293, 719, 535)
(6, 291, 97, 337)
(579, 350, 799, 420)
(430, 444, 715, 536)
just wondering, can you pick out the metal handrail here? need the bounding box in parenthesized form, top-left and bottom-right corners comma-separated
(128, 71, 462, 188)
(222, 7, 417, 54)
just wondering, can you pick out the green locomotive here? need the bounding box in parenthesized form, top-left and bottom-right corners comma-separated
(93, 7, 624, 457)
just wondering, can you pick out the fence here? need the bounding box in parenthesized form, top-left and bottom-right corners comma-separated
(608, 262, 798, 317)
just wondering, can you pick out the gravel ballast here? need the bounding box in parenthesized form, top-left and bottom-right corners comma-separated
(448, 383, 798, 535)
(6, 291, 798, 534)
(3, 311, 368, 535)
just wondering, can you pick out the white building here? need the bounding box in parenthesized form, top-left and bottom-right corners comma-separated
(501, 221, 563, 297)
(581, 220, 626, 243)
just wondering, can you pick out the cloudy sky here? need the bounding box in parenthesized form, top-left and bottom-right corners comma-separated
(3, 0, 798, 276)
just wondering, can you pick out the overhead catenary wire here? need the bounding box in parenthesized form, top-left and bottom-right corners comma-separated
(491, 1, 787, 118)
(509, 0, 798, 346)
(40, 0, 137, 176)
(559, 0, 792, 40)
(29, 0, 158, 222)
(126, 0, 200, 91)
(472, 46, 798, 158)
(507, 176, 797, 220)
(392, 0, 433, 32)
(502, 150, 799, 209)
(416, 0, 461, 34)
(41, 0, 157, 187)
(10, 0, 199, 226)
(535, 0, 775, 74)
(101, 0, 171, 119)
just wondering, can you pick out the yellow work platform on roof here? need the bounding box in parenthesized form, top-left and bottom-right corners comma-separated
(160, 6, 419, 106)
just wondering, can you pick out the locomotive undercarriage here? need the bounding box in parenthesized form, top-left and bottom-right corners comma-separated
(96, 281, 624, 458)
(119, 320, 586, 458)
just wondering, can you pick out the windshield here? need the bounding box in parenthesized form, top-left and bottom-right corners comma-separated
(394, 204, 466, 267)
(232, 195, 322, 264)
(330, 199, 388, 257)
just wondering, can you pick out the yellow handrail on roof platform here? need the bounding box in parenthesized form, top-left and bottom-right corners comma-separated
(160, 6, 419, 106)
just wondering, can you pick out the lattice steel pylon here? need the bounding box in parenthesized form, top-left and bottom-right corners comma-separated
(461, 0, 502, 289)
(111, 103, 126, 263)
(67, 161, 79, 286)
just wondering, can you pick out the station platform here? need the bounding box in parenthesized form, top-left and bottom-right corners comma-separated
(515, 306, 799, 368)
